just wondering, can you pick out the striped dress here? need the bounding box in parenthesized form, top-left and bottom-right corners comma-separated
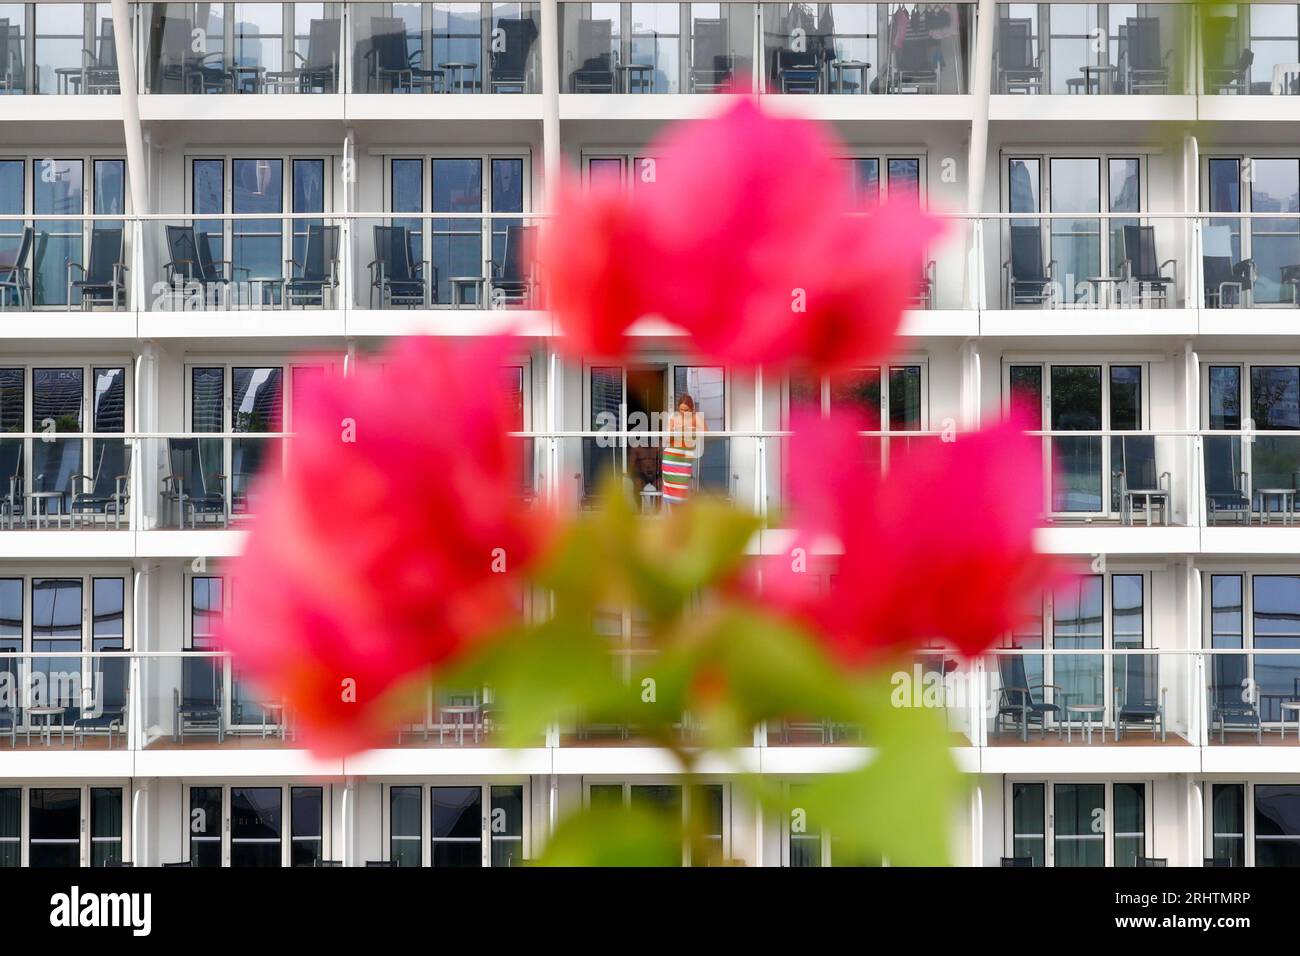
(661, 444, 695, 504)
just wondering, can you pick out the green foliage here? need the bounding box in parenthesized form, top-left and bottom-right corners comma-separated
(451, 482, 967, 866)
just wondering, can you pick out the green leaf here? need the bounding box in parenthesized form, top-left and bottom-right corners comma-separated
(537, 805, 684, 867)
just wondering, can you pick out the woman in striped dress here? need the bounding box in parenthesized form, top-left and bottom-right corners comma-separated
(662, 393, 706, 509)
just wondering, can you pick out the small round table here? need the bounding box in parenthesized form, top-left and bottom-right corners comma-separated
(832, 60, 870, 94)
(448, 276, 485, 308)
(27, 706, 66, 746)
(262, 702, 287, 740)
(618, 63, 653, 93)
(1257, 488, 1296, 525)
(439, 62, 480, 93)
(1282, 701, 1300, 741)
(27, 491, 66, 529)
(439, 705, 479, 746)
(1066, 703, 1105, 744)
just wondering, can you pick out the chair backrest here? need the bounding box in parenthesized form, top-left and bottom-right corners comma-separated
(491, 17, 536, 76)
(1010, 223, 1045, 282)
(999, 18, 1035, 72)
(1118, 652, 1157, 709)
(305, 18, 341, 73)
(92, 439, 128, 497)
(3, 225, 32, 276)
(85, 226, 124, 286)
(373, 225, 416, 284)
(898, 33, 936, 73)
(2, 19, 25, 88)
(1203, 435, 1243, 498)
(0, 440, 20, 489)
(499, 224, 533, 284)
(94, 655, 129, 712)
(165, 225, 207, 283)
(1116, 434, 1157, 489)
(298, 224, 326, 281)
(1000, 856, 1033, 867)
(181, 654, 220, 707)
(1202, 224, 1235, 289)
(1137, 857, 1168, 867)
(167, 436, 214, 498)
(159, 15, 194, 64)
(1211, 653, 1250, 709)
(1123, 224, 1159, 278)
(370, 18, 413, 72)
(95, 17, 117, 69)
(578, 19, 612, 72)
(997, 654, 1032, 706)
(1125, 17, 1162, 70)
(693, 18, 728, 74)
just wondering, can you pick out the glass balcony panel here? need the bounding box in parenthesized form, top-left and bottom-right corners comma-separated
(142, 434, 283, 529)
(560, 2, 756, 93)
(0, 3, 119, 94)
(0, 653, 128, 750)
(145, 216, 343, 311)
(988, 650, 1190, 745)
(351, 2, 539, 93)
(143, 3, 342, 93)
(995, 3, 1187, 95)
(354, 214, 542, 309)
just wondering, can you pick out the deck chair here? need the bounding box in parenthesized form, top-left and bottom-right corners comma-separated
(892, 32, 940, 94)
(690, 18, 732, 92)
(369, 225, 427, 308)
(0, 227, 34, 310)
(153, 15, 225, 93)
(571, 19, 614, 92)
(490, 16, 538, 92)
(70, 441, 130, 527)
(1004, 223, 1055, 307)
(776, 37, 823, 93)
(0, 440, 20, 529)
(1209, 654, 1262, 744)
(285, 224, 339, 308)
(73, 656, 128, 748)
(83, 17, 120, 94)
(164, 224, 233, 302)
(162, 437, 227, 528)
(67, 225, 127, 310)
(1203, 225, 1255, 308)
(1120, 225, 1176, 307)
(1000, 856, 1034, 867)
(1203, 436, 1250, 525)
(1206, 47, 1253, 95)
(997, 18, 1041, 93)
(266, 17, 339, 93)
(362, 17, 443, 93)
(487, 224, 537, 307)
(1112, 435, 1169, 525)
(1114, 653, 1166, 741)
(1122, 17, 1171, 94)
(0, 18, 24, 93)
(174, 656, 223, 744)
(995, 654, 1061, 741)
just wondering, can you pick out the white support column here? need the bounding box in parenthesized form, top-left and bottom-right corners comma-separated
(964, 0, 996, 310)
(540, 0, 561, 199)
(110, 0, 148, 216)
(131, 779, 149, 867)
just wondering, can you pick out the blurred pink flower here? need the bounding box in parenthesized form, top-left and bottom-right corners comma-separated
(537, 98, 943, 370)
(763, 412, 1057, 661)
(538, 179, 655, 358)
(643, 98, 944, 373)
(218, 337, 550, 756)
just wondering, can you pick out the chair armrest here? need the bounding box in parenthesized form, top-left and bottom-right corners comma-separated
(66, 261, 85, 280)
